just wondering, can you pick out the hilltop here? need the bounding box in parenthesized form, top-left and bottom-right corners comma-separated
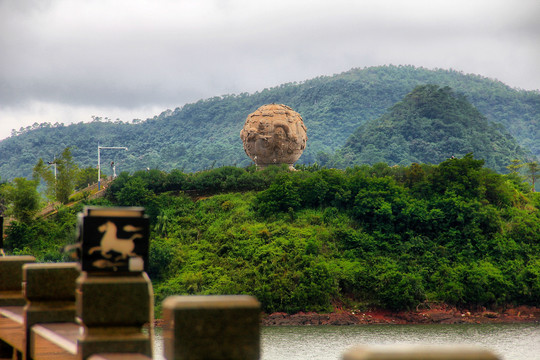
(336, 85, 529, 172)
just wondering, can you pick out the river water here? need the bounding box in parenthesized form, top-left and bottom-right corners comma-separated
(154, 323, 540, 359)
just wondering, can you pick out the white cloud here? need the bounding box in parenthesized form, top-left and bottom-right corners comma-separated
(0, 0, 539, 140)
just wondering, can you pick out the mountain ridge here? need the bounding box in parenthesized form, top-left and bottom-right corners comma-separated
(0, 65, 538, 180)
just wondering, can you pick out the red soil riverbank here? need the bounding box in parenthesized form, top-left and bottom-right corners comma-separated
(153, 304, 539, 327)
(261, 304, 540, 326)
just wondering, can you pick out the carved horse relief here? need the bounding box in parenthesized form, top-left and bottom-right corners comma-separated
(88, 221, 143, 260)
(78, 206, 149, 272)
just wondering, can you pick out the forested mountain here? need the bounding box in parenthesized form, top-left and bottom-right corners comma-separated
(336, 85, 529, 172)
(1, 65, 538, 180)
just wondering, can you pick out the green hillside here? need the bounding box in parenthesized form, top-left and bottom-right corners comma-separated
(337, 85, 529, 172)
(3, 160, 539, 313)
(0, 65, 538, 180)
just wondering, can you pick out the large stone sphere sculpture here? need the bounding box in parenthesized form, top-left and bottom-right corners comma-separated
(240, 104, 308, 169)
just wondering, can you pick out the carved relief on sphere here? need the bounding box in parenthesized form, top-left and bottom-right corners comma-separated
(240, 104, 307, 169)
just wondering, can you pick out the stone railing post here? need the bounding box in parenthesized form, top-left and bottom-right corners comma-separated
(162, 295, 260, 360)
(0, 256, 36, 306)
(76, 271, 153, 359)
(75, 206, 153, 360)
(23, 262, 80, 358)
(342, 345, 500, 360)
(0, 255, 35, 359)
(0, 215, 3, 252)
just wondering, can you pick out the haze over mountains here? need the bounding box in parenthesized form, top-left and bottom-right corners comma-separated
(0, 65, 538, 180)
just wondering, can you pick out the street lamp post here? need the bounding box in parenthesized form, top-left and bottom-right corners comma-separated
(98, 145, 128, 190)
(47, 160, 57, 182)
(47, 159, 57, 196)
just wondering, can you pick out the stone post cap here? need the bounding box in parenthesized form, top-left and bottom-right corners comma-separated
(23, 262, 79, 301)
(343, 345, 500, 360)
(163, 295, 260, 360)
(0, 255, 36, 262)
(163, 295, 260, 310)
(0, 255, 36, 291)
(23, 262, 79, 271)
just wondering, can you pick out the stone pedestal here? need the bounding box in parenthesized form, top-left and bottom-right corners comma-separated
(76, 272, 153, 359)
(163, 295, 260, 360)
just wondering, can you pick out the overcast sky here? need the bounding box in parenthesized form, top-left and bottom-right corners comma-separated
(1, 0, 539, 140)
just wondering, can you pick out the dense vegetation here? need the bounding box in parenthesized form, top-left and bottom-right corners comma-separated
(2, 158, 539, 314)
(338, 85, 529, 172)
(1, 65, 538, 180)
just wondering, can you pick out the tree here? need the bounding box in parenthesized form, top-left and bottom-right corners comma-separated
(0, 182, 7, 217)
(404, 163, 426, 188)
(33, 158, 56, 200)
(75, 166, 99, 190)
(116, 177, 154, 206)
(507, 159, 524, 174)
(253, 175, 300, 217)
(56, 148, 78, 204)
(33, 147, 78, 204)
(525, 161, 539, 192)
(428, 153, 485, 199)
(3, 178, 41, 223)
